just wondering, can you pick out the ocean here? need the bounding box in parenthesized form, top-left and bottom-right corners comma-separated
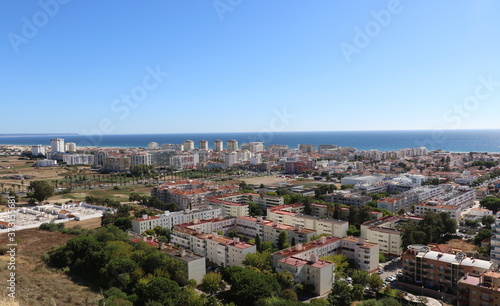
(0, 130, 499, 152)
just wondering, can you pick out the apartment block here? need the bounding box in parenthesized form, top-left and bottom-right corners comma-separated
(340, 237, 379, 273)
(401, 244, 495, 293)
(377, 186, 443, 213)
(360, 215, 422, 256)
(324, 190, 371, 207)
(458, 271, 500, 306)
(131, 207, 223, 234)
(160, 244, 206, 284)
(206, 233, 256, 267)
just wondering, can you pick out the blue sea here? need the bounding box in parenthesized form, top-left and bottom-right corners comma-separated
(0, 130, 499, 152)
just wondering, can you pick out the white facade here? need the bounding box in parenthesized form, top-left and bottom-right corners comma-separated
(183, 140, 194, 151)
(224, 152, 237, 167)
(226, 139, 238, 152)
(148, 142, 159, 149)
(240, 142, 264, 153)
(161, 143, 184, 151)
(35, 159, 57, 167)
(51, 138, 65, 153)
(491, 215, 500, 266)
(62, 154, 94, 165)
(32, 145, 46, 156)
(65, 142, 77, 152)
(130, 153, 152, 166)
(132, 207, 223, 234)
(213, 140, 223, 152)
(198, 140, 209, 150)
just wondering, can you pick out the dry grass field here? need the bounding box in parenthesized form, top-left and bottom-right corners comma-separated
(0, 226, 103, 305)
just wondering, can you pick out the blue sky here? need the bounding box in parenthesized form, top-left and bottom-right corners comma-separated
(1, 0, 500, 134)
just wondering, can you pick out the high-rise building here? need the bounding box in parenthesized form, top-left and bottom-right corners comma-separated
(213, 139, 223, 152)
(226, 139, 238, 152)
(148, 142, 159, 149)
(183, 140, 194, 151)
(161, 143, 184, 151)
(65, 142, 77, 152)
(199, 140, 209, 150)
(51, 138, 65, 153)
(491, 215, 500, 266)
(32, 145, 46, 156)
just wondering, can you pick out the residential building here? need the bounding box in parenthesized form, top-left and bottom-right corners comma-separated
(275, 255, 334, 295)
(360, 215, 422, 255)
(130, 152, 152, 166)
(131, 207, 223, 234)
(183, 140, 194, 151)
(62, 153, 94, 165)
(103, 156, 131, 172)
(35, 159, 57, 167)
(148, 142, 159, 150)
(298, 144, 316, 153)
(340, 175, 384, 186)
(51, 138, 65, 153)
(198, 140, 209, 150)
(490, 215, 500, 266)
(170, 153, 199, 170)
(401, 244, 495, 293)
(206, 233, 256, 267)
(340, 237, 379, 273)
(224, 152, 237, 168)
(324, 190, 371, 207)
(151, 180, 239, 210)
(226, 139, 238, 152)
(267, 204, 349, 238)
(160, 244, 206, 284)
(150, 150, 175, 167)
(213, 139, 223, 152)
(377, 186, 443, 213)
(65, 142, 77, 152)
(161, 143, 184, 151)
(457, 271, 500, 306)
(93, 151, 108, 166)
(32, 145, 46, 156)
(240, 142, 264, 153)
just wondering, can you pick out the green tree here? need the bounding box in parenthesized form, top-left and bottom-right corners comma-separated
(277, 231, 288, 250)
(350, 269, 370, 286)
(243, 251, 272, 271)
(29, 180, 55, 204)
(351, 284, 364, 301)
(280, 289, 298, 302)
(135, 277, 180, 306)
(327, 280, 352, 306)
(223, 266, 281, 305)
(201, 272, 225, 294)
(347, 225, 360, 236)
(480, 197, 500, 213)
(321, 254, 350, 277)
(368, 273, 384, 294)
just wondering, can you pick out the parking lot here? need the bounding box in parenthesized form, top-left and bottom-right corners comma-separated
(378, 258, 402, 286)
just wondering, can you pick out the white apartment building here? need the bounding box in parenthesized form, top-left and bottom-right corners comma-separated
(32, 145, 46, 156)
(35, 159, 57, 167)
(62, 153, 94, 165)
(267, 204, 348, 238)
(131, 207, 223, 234)
(341, 175, 384, 186)
(206, 234, 256, 267)
(490, 215, 500, 266)
(51, 138, 65, 153)
(226, 140, 238, 152)
(240, 142, 264, 153)
(198, 140, 209, 150)
(213, 140, 223, 152)
(65, 142, 77, 152)
(377, 186, 443, 213)
(130, 153, 152, 166)
(161, 143, 184, 151)
(224, 152, 237, 167)
(161, 245, 206, 284)
(148, 142, 159, 150)
(170, 153, 199, 170)
(340, 237, 379, 273)
(183, 140, 194, 151)
(360, 216, 422, 256)
(275, 255, 334, 295)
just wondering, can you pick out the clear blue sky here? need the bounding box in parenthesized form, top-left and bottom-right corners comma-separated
(1, 0, 500, 134)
